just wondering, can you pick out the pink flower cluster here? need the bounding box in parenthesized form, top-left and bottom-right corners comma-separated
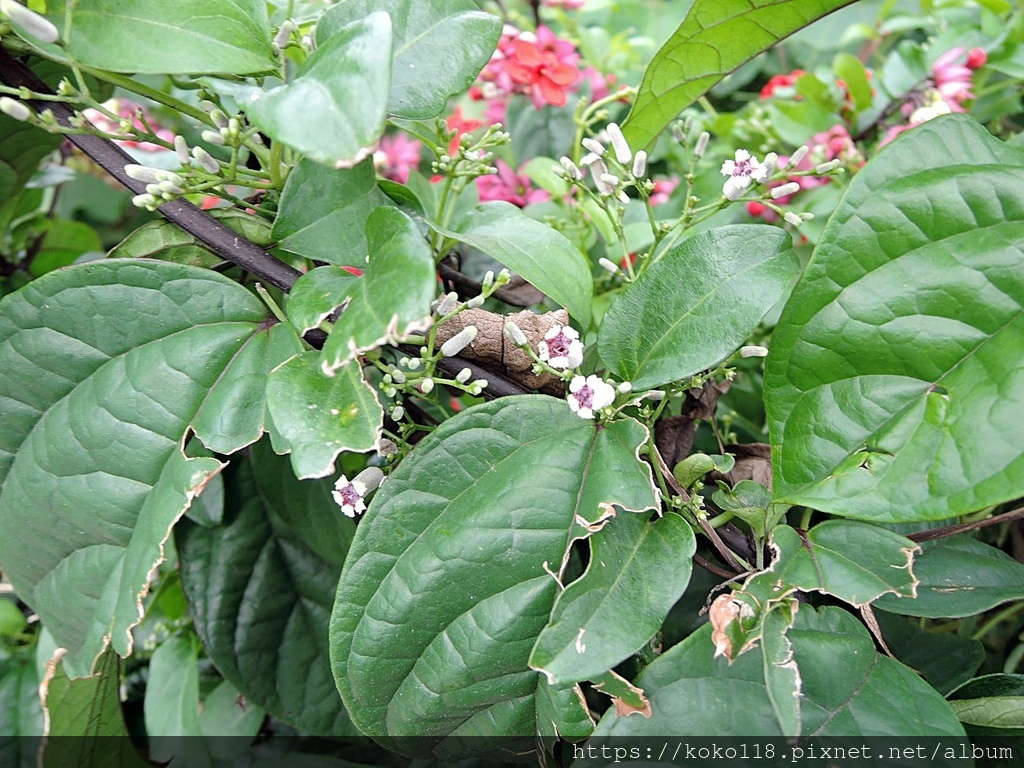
(81, 98, 175, 153)
(473, 25, 581, 112)
(476, 160, 550, 206)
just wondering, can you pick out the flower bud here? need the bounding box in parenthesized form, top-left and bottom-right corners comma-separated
(466, 295, 485, 309)
(598, 257, 620, 274)
(420, 377, 435, 394)
(435, 291, 458, 316)
(210, 109, 229, 129)
(174, 135, 190, 165)
(631, 150, 647, 179)
(131, 193, 159, 210)
(1, 0, 59, 43)
(201, 129, 226, 146)
(815, 159, 841, 174)
(581, 137, 605, 156)
(784, 211, 803, 227)
(694, 131, 710, 158)
(606, 122, 632, 164)
(192, 146, 220, 173)
(504, 321, 527, 347)
(740, 345, 769, 358)
(440, 325, 477, 357)
(559, 156, 581, 179)
(482, 270, 494, 289)
(617, 381, 632, 394)
(0, 96, 30, 122)
(353, 466, 385, 493)
(770, 182, 801, 199)
(456, 367, 472, 384)
(274, 19, 296, 49)
(124, 163, 163, 184)
(762, 152, 778, 175)
(391, 368, 406, 384)
(390, 405, 405, 421)
(787, 145, 809, 168)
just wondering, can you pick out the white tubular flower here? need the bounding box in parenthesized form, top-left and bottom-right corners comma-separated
(784, 211, 803, 227)
(598, 257, 620, 275)
(1, 0, 59, 43)
(538, 325, 584, 369)
(721, 149, 769, 200)
(192, 146, 220, 173)
(694, 131, 710, 158)
(631, 150, 647, 179)
(581, 137, 605, 156)
(567, 375, 616, 419)
(606, 122, 632, 164)
(435, 291, 458, 316)
(786, 145, 809, 169)
(201, 129, 226, 146)
(124, 164, 163, 184)
(174, 135, 190, 165)
(770, 182, 801, 199)
(440, 325, 477, 357)
(559, 156, 581, 179)
(504, 321, 528, 347)
(456, 367, 472, 384)
(740, 345, 769, 358)
(0, 97, 30, 122)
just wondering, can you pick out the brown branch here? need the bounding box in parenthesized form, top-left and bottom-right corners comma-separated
(907, 505, 1024, 543)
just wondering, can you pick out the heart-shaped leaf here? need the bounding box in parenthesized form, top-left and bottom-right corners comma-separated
(766, 115, 1024, 522)
(248, 13, 392, 167)
(177, 441, 359, 736)
(330, 396, 657, 755)
(0, 260, 274, 676)
(321, 207, 435, 373)
(431, 201, 593, 325)
(621, 0, 857, 149)
(286, 266, 361, 335)
(316, 0, 501, 119)
(599, 225, 798, 391)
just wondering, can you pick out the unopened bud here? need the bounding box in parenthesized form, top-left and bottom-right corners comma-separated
(581, 137, 605, 156)
(0, 97, 30, 121)
(482, 270, 494, 289)
(770, 182, 801, 199)
(436, 291, 458, 316)
(201, 129, 226, 146)
(815, 159, 841, 174)
(559, 156, 581, 179)
(740, 345, 769, 358)
(598, 257, 620, 274)
(158, 180, 183, 195)
(672, 122, 686, 143)
(618, 381, 632, 394)
(646, 390, 665, 401)
(174, 135, 190, 164)
(210, 109, 229, 129)
(273, 19, 296, 49)
(456, 368, 472, 384)
(787, 145, 809, 168)
(124, 163, 163, 184)
(1, 0, 59, 43)
(419, 377, 435, 394)
(694, 131, 710, 158)
(192, 146, 220, 173)
(131, 193, 159, 209)
(784, 211, 803, 227)
(440, 325, 477, 357)
(631, 150, 647, 179)
(390, 405, 405, 421)
(504, 321, 528, 347)
(606, 122, 631, 165)
(391, 369, 406, 384)
(599, 172, 620, 188)
(762, 152, 778, 175)
(466, 295, 485, 309)
(353, 466, 385, 493)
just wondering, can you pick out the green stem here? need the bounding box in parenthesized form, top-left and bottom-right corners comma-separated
(973, 602, 1024, 641)
(77, 65, 213, 127)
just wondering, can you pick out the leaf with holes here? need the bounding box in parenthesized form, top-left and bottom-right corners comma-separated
(621, 0, 856, 149)
(330, 396, 657, 756)
(177, 441, 358, 736)
(0, 260, 284, 676)
(766, 115, 1024, 522)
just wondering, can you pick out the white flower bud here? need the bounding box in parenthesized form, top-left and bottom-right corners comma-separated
(174, 135, 190, 165)
(301, 34, 315, 51)
(581, 137, 605, 156)
(787, 145, 809, 168)
(158, 180, 183, 195)
(353, 466, 385, 493)
(436, 291, 458, 316)
(201, 129, 226, 146)
(694, 131, 710, 158)
(606, 122, 632, 164)
(466, 295, 485, 309)
(495, 269, 511, 285)
(646, 390, 666, 401)
(1, 0, 59, 43)
(672, 122, 686, 143)
(559, 156, 581, 179)
(770, 182, 801, 199)
(472, 378, 488, 390)
(377, 438, 398, 456)
(599, 172, 621, 188)
(800, 212, 815, 221)
(210, 109, 228, 129)
(456, 368, 472, 384)
(784, 211, 803, 227)
(192, 146, 220, 174)
(762, 152, 778, 175)
(815, 159, 841, 174)
(740, 345, 769, 358)
(406, 357, 421, 370)
(390, 405, 405, 421)
(391, 369, 406, 384)
(598, 257, 620, 274)
(0, 97, 31, 122)
(504, 321, 528, 347)
(227, 117, 241, 137)
(420, 377, 435, 394)
(482, 270, 494, 289)
(274, 19, 296, 49)
(124, 164, 163, 184)
(440, 325, 477, 357)
(631, 150, 647, 179)
(131, 193, 159, 209)
(616, 189, 630, 205)
(617, 381, 632, 394)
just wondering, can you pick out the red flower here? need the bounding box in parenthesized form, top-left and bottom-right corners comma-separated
(503, 38, 579, 107)
(966, 47, 987, 70)
(760, 70, 805, 99)
(446, 107, 483, 155)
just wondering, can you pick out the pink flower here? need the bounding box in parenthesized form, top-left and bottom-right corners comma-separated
(931, 47, 974, 111)
(567, 375, 615, 419)
(543, 0, 586, 8)
(446, 107, 483, 154)
(82, 98, 175, 153)
(476, 160, 550, 207)
(538, 325, 583, 369)
(649, 177, 679, 206)
(373, 133, 421, 183)
(503, 37, 579, 108)
(579, 66, 612, 102)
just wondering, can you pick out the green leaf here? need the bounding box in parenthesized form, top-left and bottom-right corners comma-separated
(0, 261, 275, 676)
(28, 219, 102, 277)
(0, 653, 43, 759)
(877, 612, 984, 696)
(145, 637, 210, 768)
(316, 0, 501, 120)
(833, 52, 873, 112)
(760, 604, 801, 738)
(529, 512, 695, 685)
(321, 207, 435, 373)
(584, 606, 964, 738)
(599, 225, 798, 390)
(249, 13, 392, 168)
(431, 201, 593, 324)
(766, 115, 1024, 522)
(768, 522, 918, 607)
(177, 441, 358, 736)
(948, 675, 1024, 734)
(286, 266, 360, 334)
(875, 536, 1024, 618)
(535, 681, 593, 743)
(266, 350, 382, 479)
(621, 0, 857, 149)
(198, 680, 264, 759)
(331, 396, 656, 754)
(712, 480, 773, 540)
(0, 113, 63, 203)
(44, 0, 275, 75)
(272, 158, 394, 266)
(40, 649, 149, 768)
(109, 209, 274, 268)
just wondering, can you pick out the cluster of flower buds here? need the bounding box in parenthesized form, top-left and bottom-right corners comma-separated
(432, 123, 509, 177)
(125, 164, 187, 210)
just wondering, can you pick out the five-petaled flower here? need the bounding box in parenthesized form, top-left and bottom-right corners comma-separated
(538, 325, 584, 369)
(721, 149, 770, 200)
(567, 375, 615, 419)
(332, 476, 368, 518)
(502, 29, 580, 108)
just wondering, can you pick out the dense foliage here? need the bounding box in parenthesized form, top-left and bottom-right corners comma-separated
(1, 0, 1023, 764)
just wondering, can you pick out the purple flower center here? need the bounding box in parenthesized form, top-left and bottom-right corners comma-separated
(574, 384, 594, 409)
(337, 483, 361, 507)
(547, 331, 573, 358)
(732, 158, 754, 177)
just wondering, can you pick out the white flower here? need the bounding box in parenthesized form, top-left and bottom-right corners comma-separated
(440, 325, 477, 357)
(538, 325, 584, 369)
(720, 149, 769, 200)
(332, 476, 367, 517)
(567, 375, 616, 419)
